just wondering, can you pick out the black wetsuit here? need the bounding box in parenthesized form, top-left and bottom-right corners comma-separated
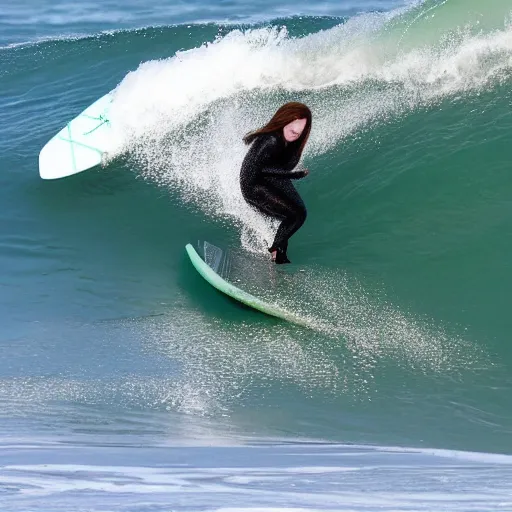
(240, 132, 308, 263)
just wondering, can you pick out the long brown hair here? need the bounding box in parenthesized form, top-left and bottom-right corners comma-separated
(243, 102, 312, 156)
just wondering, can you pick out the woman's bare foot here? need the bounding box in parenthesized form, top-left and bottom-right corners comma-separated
(271, 250, 277, 261)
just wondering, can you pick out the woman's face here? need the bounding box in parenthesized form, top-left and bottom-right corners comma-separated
(283, 118, 307, 142)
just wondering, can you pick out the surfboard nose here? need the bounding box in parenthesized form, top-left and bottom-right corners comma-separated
(38, 93, 113, 180)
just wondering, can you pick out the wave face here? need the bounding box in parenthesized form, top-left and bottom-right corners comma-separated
(103, 1, 512, 253)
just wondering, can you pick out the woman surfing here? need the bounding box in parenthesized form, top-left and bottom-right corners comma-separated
(240, 102, 312, 264)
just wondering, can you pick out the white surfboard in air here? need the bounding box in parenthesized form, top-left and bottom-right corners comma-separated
(39, 92, 114, 180)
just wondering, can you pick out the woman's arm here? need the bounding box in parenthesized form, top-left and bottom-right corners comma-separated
(260, 167, 308, 179)
(242, 133, 308, 181)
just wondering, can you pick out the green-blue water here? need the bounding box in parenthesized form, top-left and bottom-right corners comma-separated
(2, 0, 512, 509)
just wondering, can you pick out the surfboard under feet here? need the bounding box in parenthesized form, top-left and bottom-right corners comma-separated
(185, 241, 309, 327)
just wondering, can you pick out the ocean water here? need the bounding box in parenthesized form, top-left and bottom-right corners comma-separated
(2, 0, 512, 510)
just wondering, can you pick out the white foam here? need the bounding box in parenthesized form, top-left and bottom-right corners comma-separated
(2, 443, 512, 510)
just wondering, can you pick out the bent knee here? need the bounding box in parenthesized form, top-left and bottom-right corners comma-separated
(288, 207, 306, 227)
